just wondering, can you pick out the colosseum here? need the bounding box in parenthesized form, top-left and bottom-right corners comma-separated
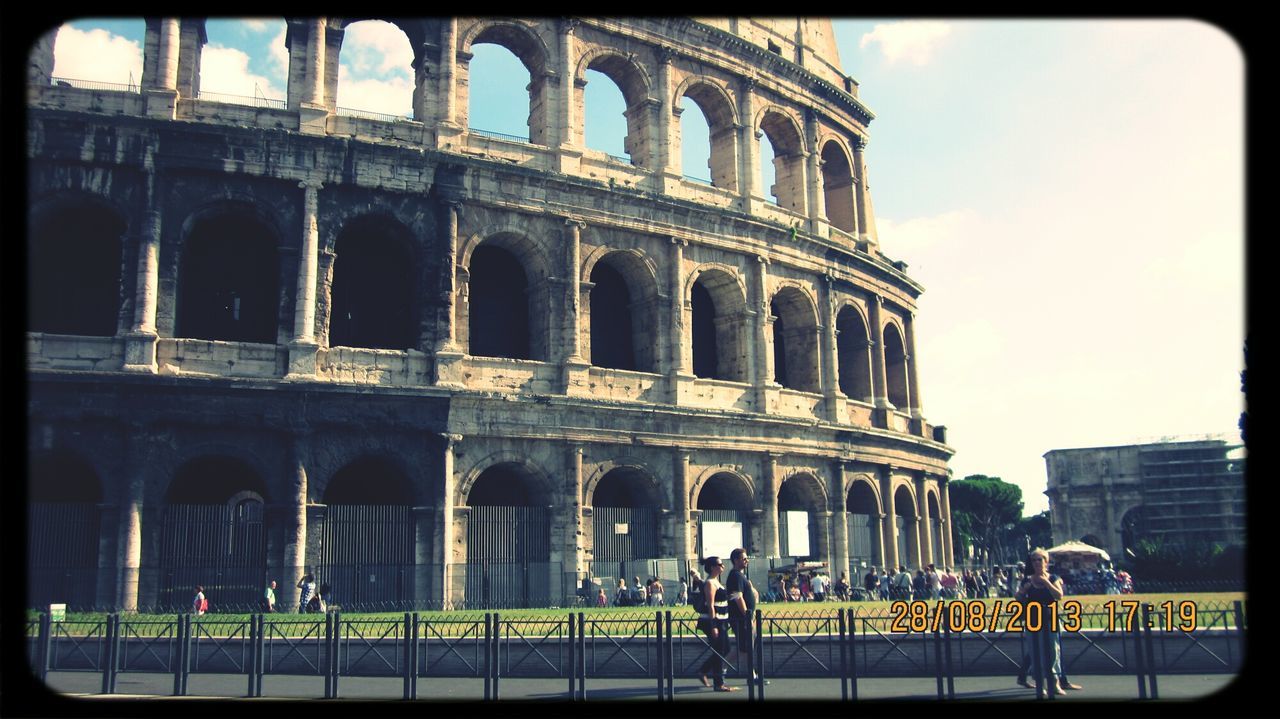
(26, 17, 954, 611)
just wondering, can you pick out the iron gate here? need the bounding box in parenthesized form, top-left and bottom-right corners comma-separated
(847, 513, 881, 569)
(465, 505, 551, 608)
(591, 506, 659, 563)
(159, 502, 265, 610)
(28, 503, 101, 609)
(318, 504, 416, 609)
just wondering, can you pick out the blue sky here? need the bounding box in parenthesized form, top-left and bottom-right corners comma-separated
(44, 19, 1246, 516)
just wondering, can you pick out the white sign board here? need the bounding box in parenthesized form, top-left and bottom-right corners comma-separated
(615, 523, 629, 534)
(785, 511, 811, 557)
(701, 521, 743, 561)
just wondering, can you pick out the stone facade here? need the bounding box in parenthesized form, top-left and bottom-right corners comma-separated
(1043, 438, 1245, 560)
(26, 17, 953, 610)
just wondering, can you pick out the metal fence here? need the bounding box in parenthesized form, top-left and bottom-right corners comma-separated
(28, 600, 1245, 701)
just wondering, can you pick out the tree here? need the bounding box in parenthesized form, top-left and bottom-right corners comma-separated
(947, 475, 1024, 565)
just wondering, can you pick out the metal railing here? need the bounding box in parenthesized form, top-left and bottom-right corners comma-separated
(336, 106, 414, 123)
(468, 127, 531, 144)
(28, 600, 1246, 701)
(195, 90, 287, 109)
(49, 77, 139, 93)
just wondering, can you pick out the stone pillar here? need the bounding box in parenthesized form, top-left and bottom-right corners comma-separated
(819, 275, 847, 422)
(904, 312, 924, 420)
(437, 434, 462, 606)
(762, 452, 780, 559)
(673, 449, 692, 563)
(880, 468, 898, 571)
(831, 460, 850, 584)
(939, 479, 955, 568)
(117, 432, 152, 611)
(299, 18, 328, 133)
(916, 475, 933, 566)
(911, 516, 925, 570)
(817, 510, 834, 571)
(557, 20, 579, 152)
(656, 49, 678, 188)
(869, 295, 892, 411)
(123, 170, 161, 373)
(287, 181, 322, 377)
(144, 18, 181, 118)
(284, 439, 308, 598)
(565, 444, 586, 593)
(804, 107, 828, 236)
(738, 78, 757, 208)
(434, 202, 465, 387)
(561, 219, 590, 394)
(852, 136, 872, 243)
(751, 255, 772, 412)
(668, 238, 691, 403)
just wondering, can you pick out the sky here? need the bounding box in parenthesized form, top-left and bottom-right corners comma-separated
(41, 18, 1246, 516)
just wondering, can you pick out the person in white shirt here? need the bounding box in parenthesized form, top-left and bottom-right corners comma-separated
(810, 572, 827, 601)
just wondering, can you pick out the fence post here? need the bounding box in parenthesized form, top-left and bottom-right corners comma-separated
(410, 612, 420, 700)
(35, 612, 52, 684)
(323, 612, 333, 699)
(175, 613, 189, 697)
(664, 611, 674, 701)
(492, 611, 501, 700)
(100, 614, 116, 695)
(755, 609, 765, 701)
(402, 612, 412, 701)
(933, 609, 945, 700)
(847, 608, 858, 701)
(483, 613, 492, 701)
(655, 610, 664, 701)
(579, 611, 587, 701)
(1131, 614, 1147, 700)
(567, 611, 576, 700)
(746, 610, 756, 702)
(246, 614, 257, 698)
(331, 610, 342, 699)
(1142, 604, 1158, 699)
(944, 618, 955, 699)
(255, 614, 265, 698)
(837, 609, 847, 702)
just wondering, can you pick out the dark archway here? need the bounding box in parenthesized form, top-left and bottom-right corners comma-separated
(589, 262, 637, 371)
(884, 324, 909, 409)
(465, 463, 552, 608)
(690, 270, 747, 382)
(28, 452, 103, 609)
(696, 472, 753, 558)
(770, 287, 820, 392)
(28, 199, 126, 336)
(329, 215, 418, 350)
(177, 211, 280, 344)
(846, 480, 882, 570)
(778, 474, 824, 560)
(320, 456, 416, 609)
(836, 306, 872, 401)
(893, 485, 918, 569)
(590, 466, 661, 564)
(468, 244, 531, 360)
(821, 140, 856, 234)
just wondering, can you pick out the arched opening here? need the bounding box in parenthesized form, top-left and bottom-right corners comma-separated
(680, 83, 737, 190)
(587, 252, 658, 373)
(28, 453, 103, 610)
(893, 485, 918, 570)
(777, 474, 825, 560)
(928, 493, 943, 567)
(177, 210, 280, 344)
(583, 69, 629, 161)
(590, 467, 662, 567)
(821, 140, 856, 233)
(759, 111, 805, 213)
(160, 457, 268, 610)
(696, 472, 753, 559)
(28, 198, 126, 337)
(845, 480, 882, 571)
(884, 324, 909, 409)
(690, 270, 748, 382)
(50, 20, 144, 86)
(335, 19, 414, 118)
(836, 305, 872, 401)
(464, 463, 552, 608)
(465, 25, 547, 144)
(770, 287, 820, 392)
(329, 215, 418, 350)
(320, 456, 416, 609)
(198, 19, 288, 106)
(468, 243, 532, 360)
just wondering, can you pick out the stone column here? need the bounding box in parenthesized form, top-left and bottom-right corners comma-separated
(904, 311, 924, 420)
(916, 475, 933, 566)
(667, 238, 691, 402)
(819, 275, 847, 422)
(880, 468, 898, 570)
(831, 460, 850, 584)
(868, 294, 892, 411)
(299, 18, 328, 133)
(284, 439, 308, 598)
(565, 444, 586, 593)
(939, 479, 955, 568)
(144, 18, 181, 118)
(124, 170, 161, 373)
(761, 452, 780, 559)
(557, 20, 579, 152)
(852, 136, 872, 243)
(561, 219, 590, 394)
(656, 49, 678, 188)
(751, 255, 772, 412)
(673, 449, 692, 563)
(287, 181, 322, 377)
(437, 434, 461, 606)
(738, 78, 757, 208)
(804, 107, 828, 236)
(116, 431, 153, 611)
(434, 202, 465, 387)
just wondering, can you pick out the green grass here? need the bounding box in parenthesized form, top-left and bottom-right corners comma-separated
(27, 592, 1244, 638)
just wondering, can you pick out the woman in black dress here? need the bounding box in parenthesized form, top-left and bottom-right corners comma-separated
(697, 556, 737, 692)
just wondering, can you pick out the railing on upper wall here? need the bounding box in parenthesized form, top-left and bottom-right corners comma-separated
(468, 127, 531, 145)
(336, 106, 414, 123)
(50, 77, 139, 93)
(195, 90, 287, 109)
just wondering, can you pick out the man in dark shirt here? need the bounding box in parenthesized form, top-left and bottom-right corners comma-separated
(725, 547, 763, 683)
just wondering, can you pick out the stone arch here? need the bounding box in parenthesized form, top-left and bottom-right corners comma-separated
(769, 283, 821, 392)
(586, 459, 664, 564)
(457, 452, 554, 508)
(845, 475, 883, 570)
(27, 450, 106, 609)
(819, 138, 856, 233)
(844, 473, 882, 513)
(892, 481, 918, 517)
(674, 77, 738, 190)
(463, 230, 553, 361)
(757, 106, 807, 212)
(28, 191, 129, 337)
(176, 200, 284, 344)
(583, 248, 660, 373)
(836, 301, 873, 401)
(459, 20, 553, 145)
(690, 466, 755, 510)
(329, 212, 420, 350)
(27, 450, 105, 503)
(687, 264, 750, 382)
(585, 457, 666, 508)
(576, 48, 653, 166)
(778, 470, 828, 510)
(166, 454, 271, 505)
(778, 471, 826, 559)
(883, 321, 909, 409)
(322, 454, 417, 505)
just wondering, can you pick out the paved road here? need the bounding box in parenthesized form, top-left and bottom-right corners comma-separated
(39, 670, 1237, 702)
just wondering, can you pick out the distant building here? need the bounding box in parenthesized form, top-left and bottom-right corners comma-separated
(1043, 437, 1244, 560)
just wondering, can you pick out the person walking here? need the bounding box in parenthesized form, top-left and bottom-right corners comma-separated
(296, 573, 316, 613)
(810, 571, 827, 601)
(725, 548, 765, 685)
(696, 556, 737, 692)
(264, 580, 277, 612)
(192, 585, 207, 616)
(650, 577, 664, 607)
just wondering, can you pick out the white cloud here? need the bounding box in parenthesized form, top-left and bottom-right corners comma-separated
(200, 45, 286, 100)
(267, 25, 290, 79)
(51, 25, 143, 86)
(859, 21, 953, 66)
(336, 70, 414, 116)
(341, 20, 414, 79)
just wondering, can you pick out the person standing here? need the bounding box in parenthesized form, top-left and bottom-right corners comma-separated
(725, 548, 763, 684)
(677, 576, 689, 606)
(864, 567, 880, 600)
(264, 580, 277, 613)
(893, 566, 912, 600)
(810, 571, 827, 601)
(650, 577, 664, 607)
(297, 573, 316, 613)
(192, 585, 207, 615)
(835, 572, 850, 602)
(1016, 549, 1083, 697)
(696, 556, 737, 692)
